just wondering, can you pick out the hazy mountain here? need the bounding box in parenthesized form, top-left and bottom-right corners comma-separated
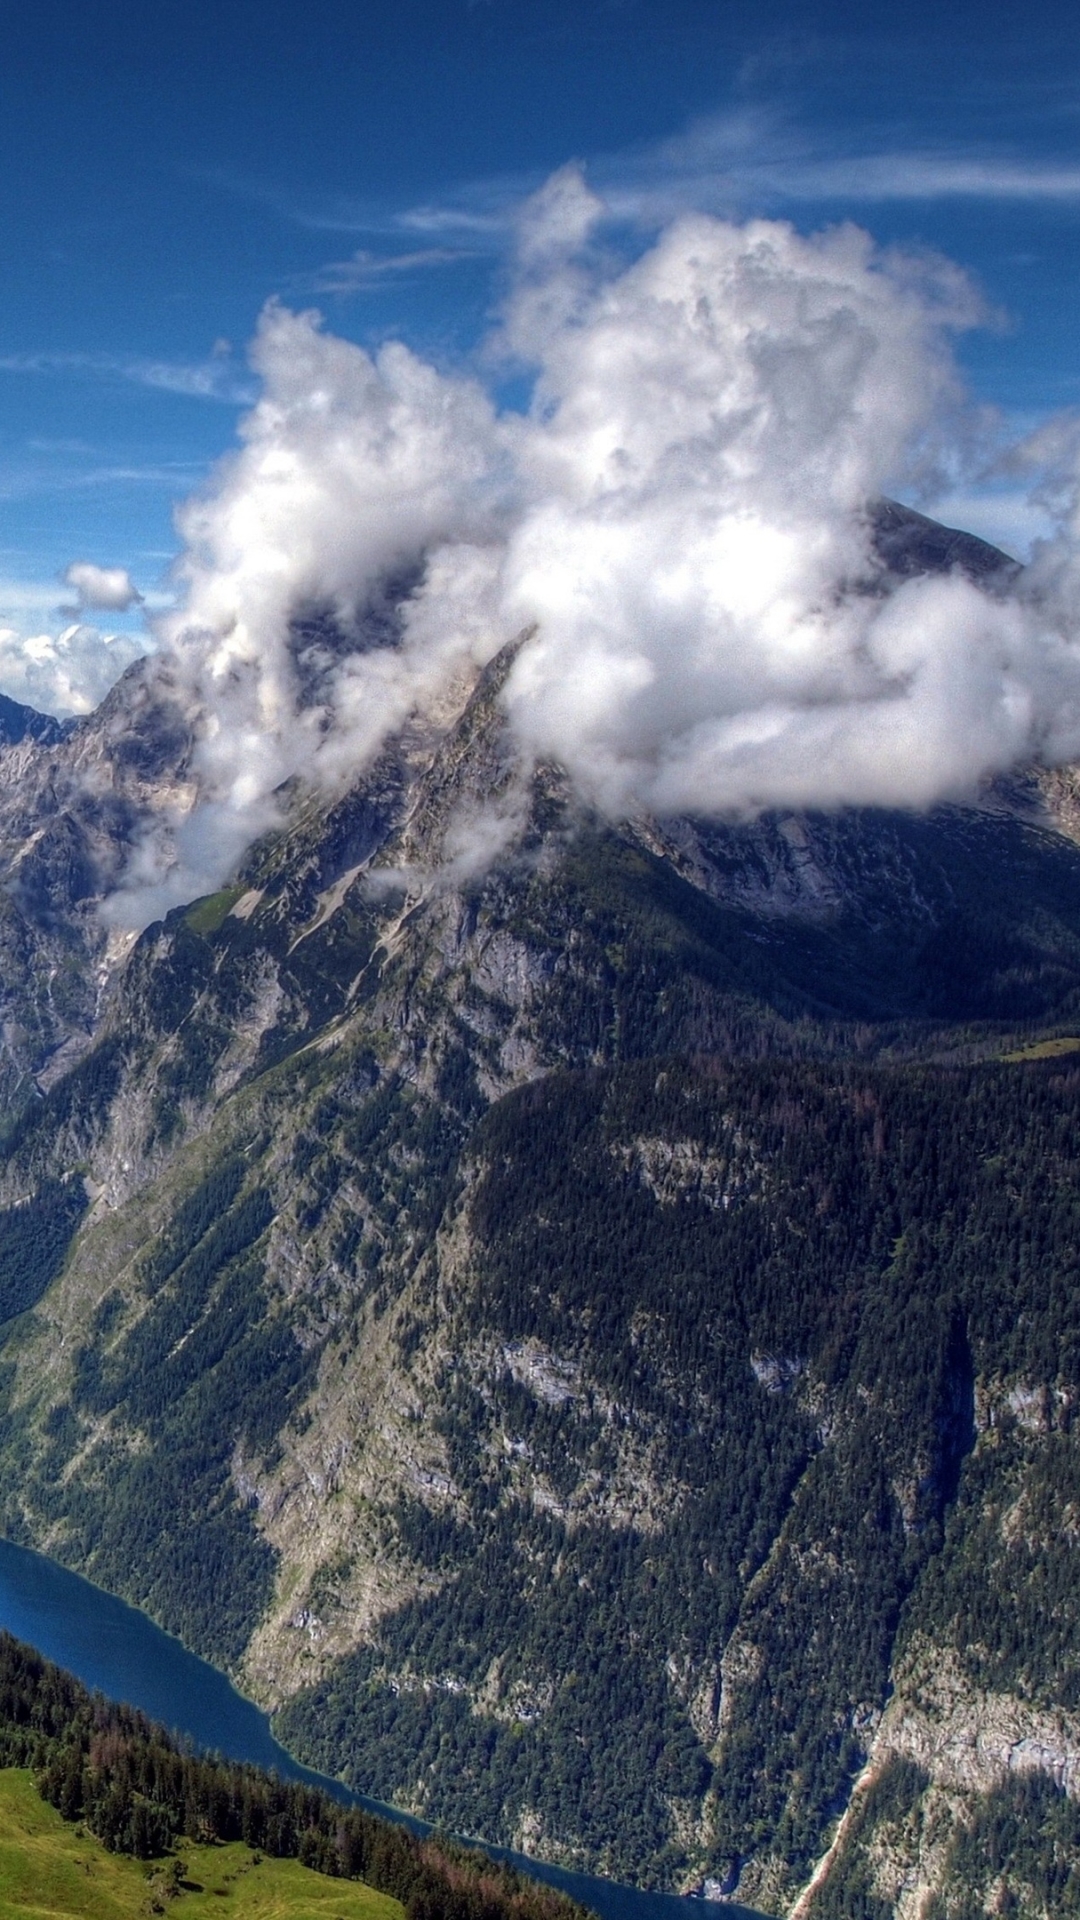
(0, 506, 1078, 1917)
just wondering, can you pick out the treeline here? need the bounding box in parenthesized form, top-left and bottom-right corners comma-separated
(0, 1630, 592, 1920)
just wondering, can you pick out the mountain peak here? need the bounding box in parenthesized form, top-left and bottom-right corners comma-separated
(0, 691, 68, 749)
(870, 496, 1019, 583)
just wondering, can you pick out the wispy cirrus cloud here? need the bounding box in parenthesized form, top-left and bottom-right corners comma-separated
(192, 160, 531, 243)
(763, 154, 1080, 203)
(196, 89, 1080, 289)
(292, 112, 1080, 252)
(0, 578, 70, 616)
(391, 203, 515, 237)
(601, 110, 1080, 217)
(0, 347, 254, 404)
(308, 245, 480, 294)
(0, 458, 205, 503)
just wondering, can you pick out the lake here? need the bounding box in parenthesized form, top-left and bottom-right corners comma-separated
(0, 1537, 766, 1920)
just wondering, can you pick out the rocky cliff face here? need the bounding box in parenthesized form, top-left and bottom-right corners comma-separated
(0, 659, 194, 1109)
(0, 510, 1079, 1916)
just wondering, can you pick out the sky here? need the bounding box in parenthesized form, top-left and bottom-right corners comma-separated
(2, 0, 1080, 721)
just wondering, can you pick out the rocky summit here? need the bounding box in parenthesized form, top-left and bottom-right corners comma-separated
(1, 507, 1079, 1917)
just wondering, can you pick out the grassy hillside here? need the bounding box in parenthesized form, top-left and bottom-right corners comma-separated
(0, 1768, 402, 1920)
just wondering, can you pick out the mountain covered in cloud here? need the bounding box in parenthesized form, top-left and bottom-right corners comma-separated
(19, 181, 1080, 936)
(1, 500, 1080, 1917)
(7, 169, 1080, 1920)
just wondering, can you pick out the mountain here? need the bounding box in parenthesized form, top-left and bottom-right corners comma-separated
(0, 659, 193, 1107)
(0, 506, 1079, 1916)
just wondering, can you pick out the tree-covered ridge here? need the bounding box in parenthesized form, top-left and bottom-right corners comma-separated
(43, 1149, 305, 1670)
(0, 1628, 593, 1920)
(278, 1052, 1080, 1905)
(807, 1760, 1080, 1920)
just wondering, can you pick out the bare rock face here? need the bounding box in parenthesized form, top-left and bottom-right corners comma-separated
(0, 692, 68, 748)
(0, 659, 195, 1106)
(868, 497, 1020, 585)
(881, 1648, 1080, 1797)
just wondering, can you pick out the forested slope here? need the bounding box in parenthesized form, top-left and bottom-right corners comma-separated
(2, 524, 1080, 1912)
(0, 1628, 588, 1920)
(271, 1052, 1080, 1911)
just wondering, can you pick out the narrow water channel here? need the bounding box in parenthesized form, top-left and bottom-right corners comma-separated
(0, 1539, 766, 1920)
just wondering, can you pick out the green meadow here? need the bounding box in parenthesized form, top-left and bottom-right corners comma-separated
(0, 1770, 404, 1920)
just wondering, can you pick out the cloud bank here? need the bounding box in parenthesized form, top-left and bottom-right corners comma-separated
(102, 170, 1080, 911)
(0, 563, 147, 719)
(0, 621, 146, 717)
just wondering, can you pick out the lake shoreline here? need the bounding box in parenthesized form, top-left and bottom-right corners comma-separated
(0, 1537, 769, 1920)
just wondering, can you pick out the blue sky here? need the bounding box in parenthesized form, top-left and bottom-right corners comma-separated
(2, 0, 1080, 699)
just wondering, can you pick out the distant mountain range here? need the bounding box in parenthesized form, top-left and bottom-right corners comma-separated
(0, 504, 1077, 1919)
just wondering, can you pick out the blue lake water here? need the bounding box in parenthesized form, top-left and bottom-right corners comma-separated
(0, 1537, 766, 1920)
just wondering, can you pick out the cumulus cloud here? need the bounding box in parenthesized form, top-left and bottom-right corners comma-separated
(0, 562, 147, 717)
(0, 622, 147, 717)
(158, 299, 507, 815)
(111, 171, 1080, 917)
(61, 561, 143, 613)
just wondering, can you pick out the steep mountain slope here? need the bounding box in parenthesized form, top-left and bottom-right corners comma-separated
(0, 509, 1079, 1915)
(0, 661, 193, 1109)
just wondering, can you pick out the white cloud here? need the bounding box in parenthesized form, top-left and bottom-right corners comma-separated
(374, 111, 1080, 255)
(204, 99, 1080, 290)
(489, 208, 1014, 817)
(0, 572, 149, 715)
(87, 171, 1080, 922)
(158, 297, 507, 818)
(0, 578, 69, 617)
(309, 247, 478, 293)
(62, 561, 143, 613)
(0, 349, 253, 405)
(619, 110, 1080, 213)
(0, 622, 147, 717)
(773, 155, 1080, 204)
